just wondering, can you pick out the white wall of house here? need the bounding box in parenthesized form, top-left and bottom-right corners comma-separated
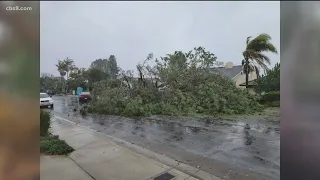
(233, 71, 257, 89)
(231, 71, 257, 95)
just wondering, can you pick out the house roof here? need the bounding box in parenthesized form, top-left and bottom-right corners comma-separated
(239, 79, 257, 86)
(210, 65, 243, 78)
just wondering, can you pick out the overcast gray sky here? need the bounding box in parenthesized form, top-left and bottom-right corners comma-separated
(40, 1, 280, 76)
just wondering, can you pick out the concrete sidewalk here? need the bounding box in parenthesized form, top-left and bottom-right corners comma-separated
(41, 156, 94, 180)
(40, 116, 221, 180)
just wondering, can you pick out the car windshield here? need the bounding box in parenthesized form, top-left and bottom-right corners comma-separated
(81, 92, 90, 95)
(40, 93, 50, 98)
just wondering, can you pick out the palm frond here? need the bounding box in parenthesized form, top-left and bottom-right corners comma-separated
(242, 63, 254, 74)
(251, 43, 278, 53)
(246, 36, 252, 45)
(243, 49, 256, 60)
(242, 62, 260, 75)
(250, 61, 261, 76)
(264, 43, 277, 53)
(251, 52, 271, 65)
(246, 33, 278, 53)
(244, 50, 269, 71)
(254, 65, 260, 77)
(254, 58, 268, 71)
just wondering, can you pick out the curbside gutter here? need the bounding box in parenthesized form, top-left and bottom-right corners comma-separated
(54, 115, 222, 180)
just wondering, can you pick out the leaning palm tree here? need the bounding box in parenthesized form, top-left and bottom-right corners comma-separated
(242, 33, 278, 88)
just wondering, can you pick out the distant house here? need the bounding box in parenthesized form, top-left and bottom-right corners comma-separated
(210, 62, 258, 94)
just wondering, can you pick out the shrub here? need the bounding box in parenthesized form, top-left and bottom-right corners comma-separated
(40, 110, 51, 136)
(261, 91, 280, 103)
(266, 101, 280, 107)
(122, 97, 148, 117)
(40, 137, 74, 155)
(254, 63, 280, 94)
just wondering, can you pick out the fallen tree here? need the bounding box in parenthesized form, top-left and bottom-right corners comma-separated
(88, 47, 262, 117)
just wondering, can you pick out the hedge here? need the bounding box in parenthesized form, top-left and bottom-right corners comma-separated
(40, 110, 51, 136)
(261, 91, 280, 102)
(266, 101, 280, 107)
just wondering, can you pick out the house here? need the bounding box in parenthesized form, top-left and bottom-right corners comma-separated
(239, 79, 256, 88)
(210, 62, 258, 94)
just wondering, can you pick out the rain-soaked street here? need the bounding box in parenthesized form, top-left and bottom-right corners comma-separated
(50, 96, 280, 180)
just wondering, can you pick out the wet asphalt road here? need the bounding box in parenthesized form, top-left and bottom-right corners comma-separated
(50, 96, 280, 180)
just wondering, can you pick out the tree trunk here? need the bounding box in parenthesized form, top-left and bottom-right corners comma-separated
(245, 58, 249, 89)
(61, 76, 63, 92)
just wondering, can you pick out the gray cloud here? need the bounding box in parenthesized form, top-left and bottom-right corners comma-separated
(40, 1, 280, 76)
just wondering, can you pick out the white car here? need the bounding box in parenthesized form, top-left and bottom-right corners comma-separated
(40, 93, 54, 109)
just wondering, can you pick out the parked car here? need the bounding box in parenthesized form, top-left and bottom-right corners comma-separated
(40, 93, 54, 109)
(79, 92, 92, 104)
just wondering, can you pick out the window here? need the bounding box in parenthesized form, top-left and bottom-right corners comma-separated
(40, 93, 50, 98)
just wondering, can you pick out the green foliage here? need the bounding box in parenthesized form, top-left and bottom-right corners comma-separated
(122, 97, 149, 117)
(41, 135, 59, 141)
(40, 73, 61, 92)
(90, 56, 120, 78)
(68, 67, 89, 91)
(63, 57, 75, 76)
(254, 63, 280, 94)
(49, 56, 121, 93)
(87, 67, 109, 84)
(90, 58, 106, 69)
(89, 47, 263, 117)
(265, 101, 280, 107)
(40, 110, 51, 136)
(106, 55, 120, 78)
(261, 91, 280, 103)
(55, 57, 77, 93)
(40, 136, 74, 155)
(89, 86, 127, 115)
(51, 56, 121, 93)
(56, 60, 67, 77)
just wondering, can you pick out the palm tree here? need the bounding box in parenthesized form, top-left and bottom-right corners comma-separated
(56, 60, 67, 93)
(242, 33, 278, 88)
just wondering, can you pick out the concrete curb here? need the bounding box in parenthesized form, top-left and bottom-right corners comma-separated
(53, 116, 222, 180)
